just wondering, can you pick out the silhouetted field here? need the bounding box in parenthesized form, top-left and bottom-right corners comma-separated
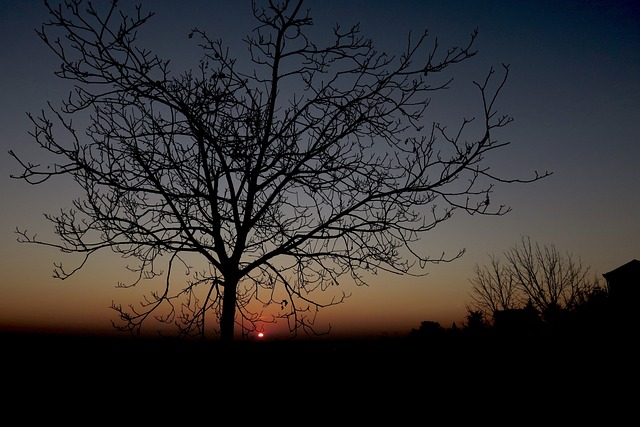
(3, 328, 634, 378)
(2, 329, 636, 421)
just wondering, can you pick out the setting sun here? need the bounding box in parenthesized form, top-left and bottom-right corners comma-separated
(257, 332, 264, 338)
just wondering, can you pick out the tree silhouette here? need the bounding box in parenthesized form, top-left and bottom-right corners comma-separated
(462, 308, 490, 338)
(468, 254, 519, 316)
(469, 237, 599, 325)
(10, 0, 548, 341)
(410, 320, 446, 339)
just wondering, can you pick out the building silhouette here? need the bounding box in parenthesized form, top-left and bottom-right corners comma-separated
(603, 259, 640, 301)
(602, 259, 639, 328)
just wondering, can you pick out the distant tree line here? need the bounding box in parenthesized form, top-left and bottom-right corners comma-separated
(410, 237, 631, 343)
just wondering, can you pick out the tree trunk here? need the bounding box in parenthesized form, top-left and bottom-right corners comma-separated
(219, 276, 238, 342)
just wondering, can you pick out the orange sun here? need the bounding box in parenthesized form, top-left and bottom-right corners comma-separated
(257, 332, 264, 338)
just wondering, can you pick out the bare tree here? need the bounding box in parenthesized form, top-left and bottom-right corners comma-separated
(505, 237, 596, 320)
(469, 254, 520, 316)
(470, 237, 598, 323)
(10, 0, 548, 341)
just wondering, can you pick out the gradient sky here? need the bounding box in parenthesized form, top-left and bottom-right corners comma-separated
(1, 0, 639, 339)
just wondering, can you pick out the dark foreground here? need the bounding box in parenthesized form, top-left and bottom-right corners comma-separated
(2, 330, 637, 421)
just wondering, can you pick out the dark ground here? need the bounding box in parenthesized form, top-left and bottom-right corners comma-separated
(1, 329, 637, 421)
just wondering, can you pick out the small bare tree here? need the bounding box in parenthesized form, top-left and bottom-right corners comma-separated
(470, 237, 598, 323)
(468, 254, 519, 316)
(10, 0, 548, 341)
